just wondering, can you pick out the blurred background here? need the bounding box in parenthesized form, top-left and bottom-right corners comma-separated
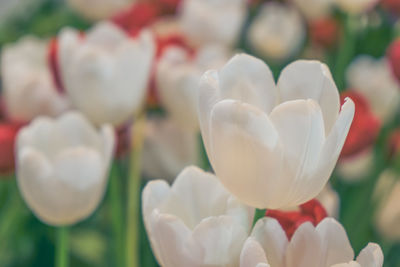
(1, 0, 400, 266)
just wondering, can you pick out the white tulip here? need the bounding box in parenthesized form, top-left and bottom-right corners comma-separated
(347, 56, 400, 122)
(336, 150, 374, 182)
(179, 0, 247, 47)
(156, 45, 230, 130)
(66, 0, 134, 21)
(240, 217, 383, 267)
(142, 117, 200, 182)
(374, 170, 400, 241)
(1, 36, 69, 122)
(247, 2, 305, 62)
(58, 22, 155, 126)
(335, 0, 379, 14)
(291, 0, 334, 20)
(198, 54, 355, 209)
(317, 184, 340, 218)
(16, 111, 115, 226)
(142, 166, 254, 267)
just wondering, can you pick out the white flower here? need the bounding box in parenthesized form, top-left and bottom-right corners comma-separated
(290, 0, 334, 20)
(142, 117, 200, 182)
(16, 111, 115, 226)
(240, 218, 383, 267)
(198, 54, 355, 209)
(179, 0, 247, 47)
(374, 170, 400, 241)
(317, 184, 340, 218)
(142, 166, 254, 267)
(156, 45, 230, 130)
(336, 150, 374, 182)
(335, 0, 379, 14)
(58, 22, 155, 126)
(1, 36, 69, 122)
(247, 2, 305, 62)
(66, 0, 134, 21)
(346, 56, 400, 122)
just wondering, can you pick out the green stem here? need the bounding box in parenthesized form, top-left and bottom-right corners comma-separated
(110, 162, 124, 267)
(56, 226, 69, 267)
(126, 115, 146, 267)
(334, 15, 358, 91)
(252, 209, 267, 226)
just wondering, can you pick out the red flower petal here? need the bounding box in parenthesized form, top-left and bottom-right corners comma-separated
(309, 17, 340, 49)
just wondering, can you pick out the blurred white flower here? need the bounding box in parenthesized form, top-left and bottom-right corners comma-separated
(198, 54, 355, 209)
(291, 0, 334, 20)
(240, 217, 383, 267)
(337, 150, 374, 182)
(16, 111, 115, 226)
(156, 45, 230, 130)
(67, 0, 134, 21)
(335, 0, 380, 14)
(142, 117, 199, 182)
(374, 170, 400, 241)
(142, 166, 254, 267)
(247, 2, 305, 62)
(179, 0, 247, 47)
(347, 56, 400, 122)
(317, 184, 340, 218)
(58, 22, 155, 126)
(1, 36, 69, 122)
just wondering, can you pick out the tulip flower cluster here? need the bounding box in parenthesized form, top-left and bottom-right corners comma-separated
(0, 0, 400, 266)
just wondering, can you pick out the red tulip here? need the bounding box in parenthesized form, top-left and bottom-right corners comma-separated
(112, 2, 161, 37)
(387, 39, 400, 84)
(309, 17, 339, 49)
(266, 199, 328, 240)
(0, 123, 20, 175)
(340, 91, 381, 158)
(48, 38, 64, 93)
(382, 0, 400, 16)
(388, 129, 400, 160)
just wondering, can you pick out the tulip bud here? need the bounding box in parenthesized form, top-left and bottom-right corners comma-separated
(335, 0, 380, 14)
(266, 199, 328, 239)
(1, 36, 69, 122)
(142, 166, 254, 267)
(16, 111, 115, 226)
(240, 218, 383, 267)
(179, 0, 247, 47)
(58, 22, 155, 126)
(67, 0, 134, 21)
(309, 17, 340, 49)
(247, 2, 305, 62)
(387, 39, 400, 84)
(198, 54, 355, 209)
(340, 91, 380, 158)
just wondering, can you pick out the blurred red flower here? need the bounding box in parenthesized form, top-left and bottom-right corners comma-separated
(48, 38, 64, 93)
(382, 0, 400, 16)
(387, 39, 400, 84)
(340, 91, 381, 158)
(309, 17, 339, 49)
(0, 123, 20, 175)
(266, 199, 328, 240)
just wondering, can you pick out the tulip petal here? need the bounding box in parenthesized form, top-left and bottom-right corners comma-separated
(192, 216, 248, 266)
(198, 69, 221, 163)
(269, 99, 325, 207)
(301, 98, 355, 203)
(286, 222, 322, 267)
(240, 238, 270, 267)
(219, 54, 278, 114)
(278, 60, 340, 133)
(209, 99, 284, 208)
(356, 243, 384, 267)
(316, 218, 355, 267)
(160, 166, 235, 230)
(250, 218, 288, 267)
